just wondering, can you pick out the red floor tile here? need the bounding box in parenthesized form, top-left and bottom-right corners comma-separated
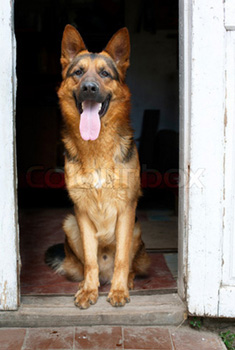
(20, 209, 176, 295)
(23, 327, 74, 350)
(75, 326, 122, 350)
(0, 326, 226, 350)
(0, 328, 26, 350)
(124, 327, 172, 349)
(171, 329, 225, 350)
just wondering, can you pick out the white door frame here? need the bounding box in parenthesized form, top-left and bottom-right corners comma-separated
(0, 0, 19, 310)
(219, 0, 235, 317)
(178, 0, 225, 316)
(0, 0, 233, 317)
(178, 0, 235, 317)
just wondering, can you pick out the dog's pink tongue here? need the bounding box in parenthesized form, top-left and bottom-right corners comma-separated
(79, 101, 101, 141)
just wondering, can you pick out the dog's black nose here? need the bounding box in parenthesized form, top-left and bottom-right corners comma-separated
(82, 82, 98, 93)
(80, 81, 99, 100)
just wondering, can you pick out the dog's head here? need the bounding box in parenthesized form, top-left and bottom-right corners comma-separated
(58, 25, 130, 141)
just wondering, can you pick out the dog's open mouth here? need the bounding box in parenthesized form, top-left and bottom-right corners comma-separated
(78, 95, 110, 118)
(78, 95, 111, 141)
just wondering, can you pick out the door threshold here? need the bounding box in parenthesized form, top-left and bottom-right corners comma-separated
(21, 287, 178, 298)
(1, 293, 186, 328)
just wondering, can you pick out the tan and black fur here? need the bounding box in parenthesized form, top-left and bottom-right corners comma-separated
(45, 25, 150, 309)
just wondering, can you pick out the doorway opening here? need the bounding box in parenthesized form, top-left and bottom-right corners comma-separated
(15, 0, 179, 296)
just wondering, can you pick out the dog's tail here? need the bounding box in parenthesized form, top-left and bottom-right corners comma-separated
(45, 242, 84, 281)
(45, 243, 66, 274)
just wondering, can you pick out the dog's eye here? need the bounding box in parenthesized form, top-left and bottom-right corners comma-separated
(74, 69, 83, 77)
(100, 70, 110, 78)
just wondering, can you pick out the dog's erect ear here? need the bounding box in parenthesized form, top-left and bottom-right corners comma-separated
(61, 24, 86, 69)
(104, 28, 130, 78)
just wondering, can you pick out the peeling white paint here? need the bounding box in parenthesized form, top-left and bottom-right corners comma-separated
(224, 0, 235, 30)
(180, 0, 235, 318)
(179, 0, 235, 317)
(0, 0, 19, 310)
(219, 4, 235, 316)
(178, 0, 191, 301)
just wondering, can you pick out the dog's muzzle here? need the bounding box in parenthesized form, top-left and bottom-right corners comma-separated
(74, 81, 111, 141)
(75, 80, 111, 118)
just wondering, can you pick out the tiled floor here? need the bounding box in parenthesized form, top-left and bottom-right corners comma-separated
(0, 326, 226, 350)
(19, 208, 177, 295)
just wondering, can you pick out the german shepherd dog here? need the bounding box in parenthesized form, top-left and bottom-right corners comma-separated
(45, 25, 150, 309)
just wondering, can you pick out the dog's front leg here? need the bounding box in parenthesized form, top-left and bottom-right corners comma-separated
(74, 207, 99, 309)
(107, 206, 135, 307)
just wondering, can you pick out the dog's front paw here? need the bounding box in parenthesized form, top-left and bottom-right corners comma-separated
(74, 287, 98, 309)
(107, 289, 130, 307)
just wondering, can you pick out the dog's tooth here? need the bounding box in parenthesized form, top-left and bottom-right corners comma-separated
(99, 103, 102, 111)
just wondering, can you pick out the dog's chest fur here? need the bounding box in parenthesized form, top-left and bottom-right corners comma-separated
(64, 152, 138, 245)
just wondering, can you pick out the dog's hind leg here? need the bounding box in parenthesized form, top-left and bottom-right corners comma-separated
(45, 214, 84, 282)
(128, 221, 150, 290)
